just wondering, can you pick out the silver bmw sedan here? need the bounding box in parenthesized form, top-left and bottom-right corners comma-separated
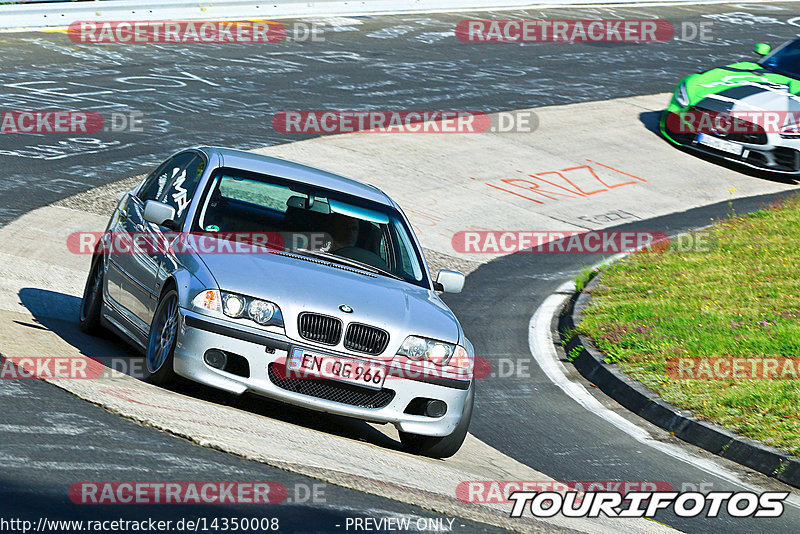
(79, 146, 474, 458)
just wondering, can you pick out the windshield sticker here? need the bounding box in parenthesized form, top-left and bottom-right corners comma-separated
(156, 172, 168, 199)
(205, 224, 219, 232)
(170, 166, 190, 217)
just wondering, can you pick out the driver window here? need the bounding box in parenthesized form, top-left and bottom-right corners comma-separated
(139, 159, 177, 202)
(138, 153, 205, 224)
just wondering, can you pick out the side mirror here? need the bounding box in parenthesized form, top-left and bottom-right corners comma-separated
(143, 200, 177, 229)
(435, 270, 465, 294)
(754, 43, 771, 56)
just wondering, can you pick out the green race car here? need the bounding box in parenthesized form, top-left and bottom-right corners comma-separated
(661, 38, 800, 174)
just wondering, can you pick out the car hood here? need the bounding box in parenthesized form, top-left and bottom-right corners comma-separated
(194, 248, 460, 359)
(686, 62, 800, 114)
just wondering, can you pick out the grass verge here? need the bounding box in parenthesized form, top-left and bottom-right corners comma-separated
(578, 194, 800, 455)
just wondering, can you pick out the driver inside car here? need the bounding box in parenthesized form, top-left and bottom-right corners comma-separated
(323, 213, 360, 253)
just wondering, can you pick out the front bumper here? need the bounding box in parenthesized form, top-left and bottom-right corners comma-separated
(660, 109, 800, 175)
(174, 308, 472, 437)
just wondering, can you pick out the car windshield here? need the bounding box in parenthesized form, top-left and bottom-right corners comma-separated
(193, 168, 429, 288)
(761, 39, 800, 79)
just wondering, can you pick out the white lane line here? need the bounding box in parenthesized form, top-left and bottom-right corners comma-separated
(528, 281, 800, 507)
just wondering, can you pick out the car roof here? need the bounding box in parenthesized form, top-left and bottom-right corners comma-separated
(196, 146, 393, 206)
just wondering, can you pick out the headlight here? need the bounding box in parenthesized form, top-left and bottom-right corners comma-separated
(780, 122, 800, 138)
(192, 289, 283, 327)
(397, 336, 461, 366)
(248, 299, 277, 325)
(675, 82, 689, 107)
(223, 293, 245, 318)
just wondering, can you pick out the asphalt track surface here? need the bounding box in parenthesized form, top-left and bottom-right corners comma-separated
(0, 378, 507, 533)
(3, 2, 800, 533)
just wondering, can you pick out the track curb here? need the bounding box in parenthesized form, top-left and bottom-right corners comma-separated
(558, 275, 800, 489)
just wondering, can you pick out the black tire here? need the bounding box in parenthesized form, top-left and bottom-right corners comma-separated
(144, 289, 180, 386)
(79, 256, 105, 335)
(399, 382, 474, 459)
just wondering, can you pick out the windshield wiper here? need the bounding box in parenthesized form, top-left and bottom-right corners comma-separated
(293, 248, 404, 280)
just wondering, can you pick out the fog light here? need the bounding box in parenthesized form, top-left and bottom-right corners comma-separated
(204, 349, 227, 370)
(425, 400, 447, 418)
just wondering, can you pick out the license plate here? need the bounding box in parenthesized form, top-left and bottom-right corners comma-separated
(696, 133, 743, 156)
(286, 348, 386, 390)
